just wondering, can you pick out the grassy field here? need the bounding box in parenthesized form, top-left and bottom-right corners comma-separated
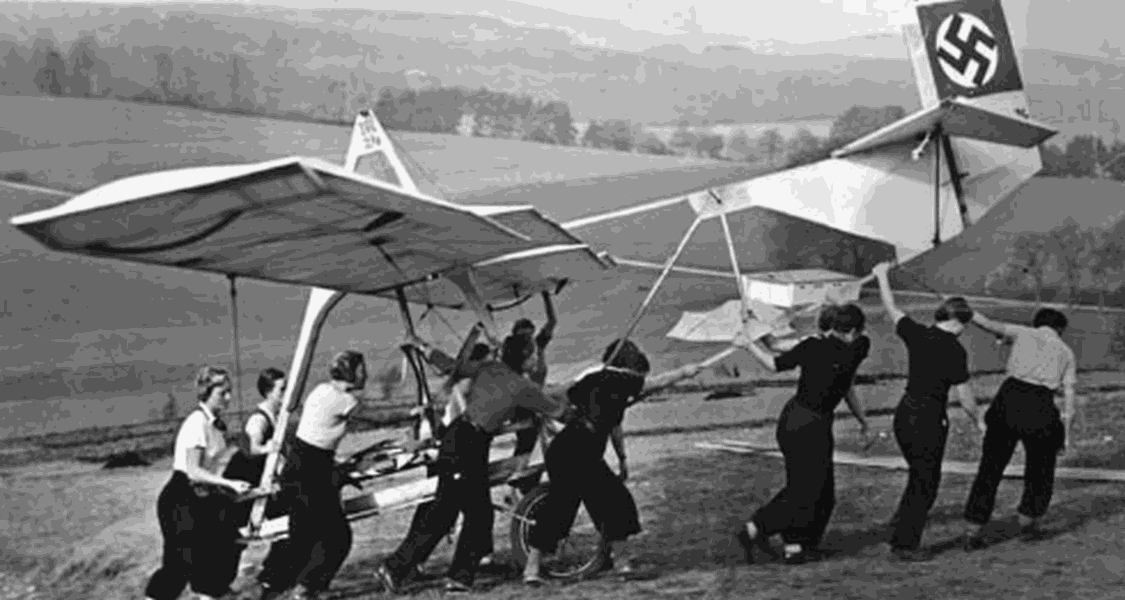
(3, 374, 1125, 600)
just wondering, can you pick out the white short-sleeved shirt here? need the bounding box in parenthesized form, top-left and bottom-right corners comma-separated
(997, 323, 1078, 392)
(296, 382, 360, 451)
(173, 403, 228, 474)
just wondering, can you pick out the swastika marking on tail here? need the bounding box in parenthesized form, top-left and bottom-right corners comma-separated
(934, 12, 999, 89)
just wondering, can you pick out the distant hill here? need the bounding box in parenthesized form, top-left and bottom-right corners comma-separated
(0, 1, 1121, 138)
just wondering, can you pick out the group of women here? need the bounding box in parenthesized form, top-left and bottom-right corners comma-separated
(144, 291, 652, 599)
(145, 268, 1050, 597)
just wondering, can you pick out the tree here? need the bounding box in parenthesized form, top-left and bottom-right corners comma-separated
(1087, 219, 1125, 319)
(1063, 134, 1109, 177)
(785, 128, 827, 168)
(31, 43, 66, 96)
(668, 126, 700, 155)
(1048, 217, 1092, 306)
(756, 128, 785, 167)
(634, 131, 674, 155)
(584, 119, 637, 152)
(694, 133, 725, 160)
(725, 129, 757, 162)
(826, 105, 906, 150)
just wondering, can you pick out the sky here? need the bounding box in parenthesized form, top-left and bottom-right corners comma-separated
(33, 0, 1116, 57)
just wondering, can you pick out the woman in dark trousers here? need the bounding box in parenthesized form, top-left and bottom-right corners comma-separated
(502, 293, 558, 480)
(872, 262, 982, 561)
(257, 351, 368, 600)
(735, 304, 872, 565)
(144, 366, 252, 600)
(521, 338, 651, 585)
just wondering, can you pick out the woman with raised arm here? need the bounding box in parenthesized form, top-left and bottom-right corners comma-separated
(733, 304, 872, 565)
(522, 338, 652, 585)
(502, 291, 559, 491)
(144, 366, 251, 600)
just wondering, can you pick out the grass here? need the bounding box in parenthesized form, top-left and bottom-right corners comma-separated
(3, 376, 1125, 600)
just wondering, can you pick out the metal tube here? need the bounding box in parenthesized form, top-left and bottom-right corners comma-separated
(226, 274, 245, 431)
(715, 191, 748, 319)
(248, 286, 347, 534)
(932, 126, 943, 248)
(607, 214, 705, 366)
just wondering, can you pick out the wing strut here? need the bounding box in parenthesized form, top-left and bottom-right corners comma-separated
(932, 125, 943, 249)
(940, 133, 972, 230)
(711, 189, 750, 320)
(395, 286, 438, 443)
(606, 215, 706, 366)
(247, 287, 347, 535)
(226, 274, 245, 431)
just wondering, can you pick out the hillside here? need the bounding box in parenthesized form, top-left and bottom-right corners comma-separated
(0, 95, 1123, 423)
(0, 1, 1122, 138)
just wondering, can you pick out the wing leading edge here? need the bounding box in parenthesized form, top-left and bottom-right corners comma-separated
(8, 157, 588, 295)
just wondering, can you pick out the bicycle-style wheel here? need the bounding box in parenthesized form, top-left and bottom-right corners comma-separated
(508, 483, 605, 580)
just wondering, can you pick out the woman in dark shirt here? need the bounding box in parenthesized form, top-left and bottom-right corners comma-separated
(737, 304, 872, 565)
(521, 338, 650, 585)
(501, 291, 559, 493)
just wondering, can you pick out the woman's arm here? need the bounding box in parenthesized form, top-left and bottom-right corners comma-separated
(245, 414, 272, 455)
(184, 447, 250, 492)
(540, 291, 558, 339)
(745, 338, 781, 373)
(842, 385, 869, 431)
(609, 424, 628, 481)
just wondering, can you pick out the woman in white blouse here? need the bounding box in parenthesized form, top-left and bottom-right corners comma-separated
(144, 366, 252, 600)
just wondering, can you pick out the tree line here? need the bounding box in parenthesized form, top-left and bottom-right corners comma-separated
(5, 33, 1123, 179)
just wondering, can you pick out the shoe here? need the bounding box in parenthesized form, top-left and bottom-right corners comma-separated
(889, 547, 932, 562)
(443, 578, 472, 593)
(735, 525, 779, 564)
(523, 573, 545, 587)
(376, 563, 402, 594)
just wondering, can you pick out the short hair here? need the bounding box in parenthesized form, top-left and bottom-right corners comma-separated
(833, 303, 866, 334)
(195, 365, 231, 403)
(330, 350, 366, 384)
(468, 343, 493, 362)
(501, 334, 535, 373)
(602, 339, 651, 375)
(817, 305, 839, 333)
(257, 367, 286, 398)
(512, 318, 536, 334)
(935, 297, 973, 324)
(1033, 308, 1068, 333)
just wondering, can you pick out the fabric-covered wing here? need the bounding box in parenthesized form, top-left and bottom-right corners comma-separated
(10, 157, 551, 294)
(373, 205, 613, 308)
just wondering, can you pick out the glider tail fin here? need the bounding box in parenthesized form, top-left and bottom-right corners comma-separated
(900, 0, 1054, 224)
(903, 0, 1028, 115)
(343, 109, 447, 199)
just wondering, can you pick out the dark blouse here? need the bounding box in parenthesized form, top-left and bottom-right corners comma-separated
(775, 335, 871, 416)
(565, 367, 646, 438)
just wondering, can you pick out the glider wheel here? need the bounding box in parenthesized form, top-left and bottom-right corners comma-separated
(508, 483, 606, 581)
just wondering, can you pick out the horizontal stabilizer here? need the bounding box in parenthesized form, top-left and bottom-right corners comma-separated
(832, 97, 1057, 159)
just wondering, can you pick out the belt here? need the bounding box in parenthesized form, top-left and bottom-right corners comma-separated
(1006, 377, 1056, 395)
